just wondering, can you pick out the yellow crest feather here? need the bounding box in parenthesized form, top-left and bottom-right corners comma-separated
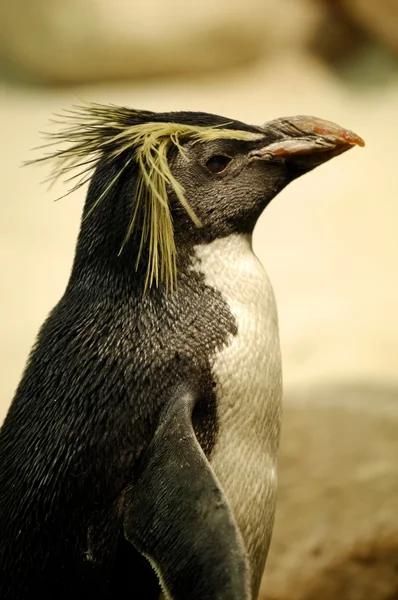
(29, 102, 262, 292)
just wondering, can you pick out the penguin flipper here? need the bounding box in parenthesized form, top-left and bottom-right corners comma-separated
(123, 383, 250, 600)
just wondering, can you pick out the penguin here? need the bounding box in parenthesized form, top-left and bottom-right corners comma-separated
(0, 105, 364, 600)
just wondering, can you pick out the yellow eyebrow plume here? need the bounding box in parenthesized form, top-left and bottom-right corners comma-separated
(29, 102, 262, 292)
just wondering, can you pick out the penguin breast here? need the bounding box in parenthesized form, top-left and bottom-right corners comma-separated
(192, 233, 283, 596)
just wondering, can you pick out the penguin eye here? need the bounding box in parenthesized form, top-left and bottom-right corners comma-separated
(206, 155, 232, 174)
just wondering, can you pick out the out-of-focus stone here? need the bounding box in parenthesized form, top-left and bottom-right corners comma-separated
(260, 386, 398, 600)
(318, 0, 398, 58)
(309, 2, 369, 65)
(0, 0, 322, 84)
(342, 0, 398, 55)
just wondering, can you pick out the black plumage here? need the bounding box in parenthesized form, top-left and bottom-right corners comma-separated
(0, 106, 363, 599)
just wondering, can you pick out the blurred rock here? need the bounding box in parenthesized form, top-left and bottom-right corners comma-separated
(0, 0, 322, 85)
(260, 386, 398, 600)
(341, 0, 398, 56)
(316, 0, 398, 60)
(309, 2, 369, 66)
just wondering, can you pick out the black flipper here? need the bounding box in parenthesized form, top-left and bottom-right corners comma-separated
(123, 382, 250, 600)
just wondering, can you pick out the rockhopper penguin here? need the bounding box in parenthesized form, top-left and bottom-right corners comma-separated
(0, 105, 364, 600)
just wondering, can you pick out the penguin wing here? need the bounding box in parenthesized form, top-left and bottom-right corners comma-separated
(123, 382, 250, 600)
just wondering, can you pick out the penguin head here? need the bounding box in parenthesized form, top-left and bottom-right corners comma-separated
(31, 105, 364, 292)
(166, 113, 364, 243)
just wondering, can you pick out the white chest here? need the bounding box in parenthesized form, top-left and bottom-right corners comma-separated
(192, 234, 283, 597)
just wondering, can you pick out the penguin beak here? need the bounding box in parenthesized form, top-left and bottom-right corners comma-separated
(250, 115, 365, 171)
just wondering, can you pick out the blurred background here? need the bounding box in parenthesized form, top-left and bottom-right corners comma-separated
(0, 0, 397, 598)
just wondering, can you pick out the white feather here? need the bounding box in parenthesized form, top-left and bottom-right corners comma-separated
(192, 233, 283, 597)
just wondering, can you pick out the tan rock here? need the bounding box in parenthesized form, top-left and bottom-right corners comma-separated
(333, 0, 398, 56)
(309, 2, 369, 65)
(0, 0, 321, 84)
(260, 387, 398, 600)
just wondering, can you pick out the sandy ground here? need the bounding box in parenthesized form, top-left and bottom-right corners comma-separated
(1, 54, 397, 422)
